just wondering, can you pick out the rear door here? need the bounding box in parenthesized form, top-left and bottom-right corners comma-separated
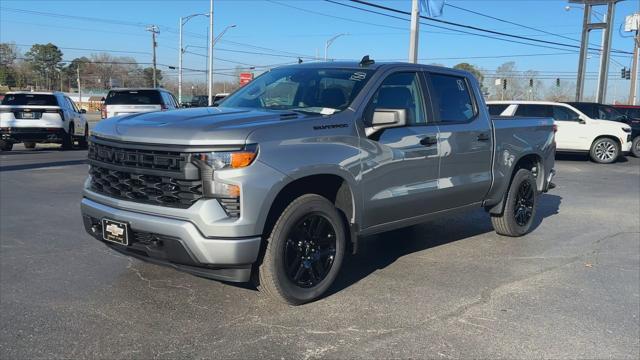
(425, 71, 492, 208)
(359, 71, 441, 228)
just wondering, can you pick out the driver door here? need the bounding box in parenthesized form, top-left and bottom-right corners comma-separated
(359, 71, 441, 229)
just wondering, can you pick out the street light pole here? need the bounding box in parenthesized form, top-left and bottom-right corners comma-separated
(146, 25, 160, 88)
(324, 33, 348, 61)
(178, 13, 208, 105)
(408, 0, 420, 63)
(207, 0, 214, 106)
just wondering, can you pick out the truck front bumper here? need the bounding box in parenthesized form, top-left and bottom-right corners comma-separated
(81, 198, 262, 282)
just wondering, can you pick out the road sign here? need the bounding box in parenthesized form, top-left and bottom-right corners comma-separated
(239, 72, 254, 86)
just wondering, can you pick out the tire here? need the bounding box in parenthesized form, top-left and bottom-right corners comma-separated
(24, 142, 36, 149)
(632, 136, 640, 158)
(61, 123, 74, 150)
(0, 141, 13, 151)
(491, 169, 537, 237)
(589, 137, 619, 164)
(257, 194, 346, 305)
(77, 125, 89, 149)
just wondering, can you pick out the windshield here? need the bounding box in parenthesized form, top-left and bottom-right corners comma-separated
(105, 90, 162, 105)
(219, 67, 373, 114)
(1, 94, 58, 106)
(596, 105, 626, 121)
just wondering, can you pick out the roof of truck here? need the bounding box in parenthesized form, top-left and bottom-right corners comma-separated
(5, 91, 63, 96)
(279, 61, 467, 75)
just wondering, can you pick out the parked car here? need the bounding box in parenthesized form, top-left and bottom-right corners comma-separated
(82, 61, 556, 304)
(0, 91, 89, 151)
(101, 88, 179, 119)
(487, 100, 632, 164)
(612, 104, 640, 157)
(186, 95, 208, 108)
(213, 92, 229, 105)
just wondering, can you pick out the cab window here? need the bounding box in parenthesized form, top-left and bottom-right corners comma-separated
(427, 73, 476, 123)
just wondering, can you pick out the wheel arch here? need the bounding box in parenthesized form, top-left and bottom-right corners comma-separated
(261, 172, 359, 253)
(488, 152, 543, 215)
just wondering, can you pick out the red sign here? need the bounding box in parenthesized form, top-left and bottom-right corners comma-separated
(239, 72, 254, 86)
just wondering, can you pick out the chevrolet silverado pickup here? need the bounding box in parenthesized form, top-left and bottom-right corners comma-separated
(81, 60, 556, 304)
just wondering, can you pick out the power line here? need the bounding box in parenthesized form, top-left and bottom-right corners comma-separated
(346, 0, 633, 55)
(13, 43, 150, 55)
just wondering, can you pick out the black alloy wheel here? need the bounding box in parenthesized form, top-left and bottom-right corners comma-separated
(284, 214, 337, 288)
(513, 179, 534, 226)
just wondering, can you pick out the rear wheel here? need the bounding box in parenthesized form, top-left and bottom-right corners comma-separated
(491, 169, 537, 237)
(0, 141, 13, 151)
(24, 142, 36, 149)
(61, 123, 74, 150)
(632, 137, 640, 158)
(589, 137, 619, 164)
(257, 194, 346, 305)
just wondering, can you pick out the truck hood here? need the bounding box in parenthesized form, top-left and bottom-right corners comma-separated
(92, 107, 299, 146)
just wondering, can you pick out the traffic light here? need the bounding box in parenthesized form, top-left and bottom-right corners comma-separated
(556, 78, 560, 87)
(529, 78, 534, 88)
(626, 69, 631, 80)
(502, 79, 507, 90)
(622, 67, 627, 79)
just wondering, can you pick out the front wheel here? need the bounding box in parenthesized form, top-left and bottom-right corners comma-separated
(590, 137, 619, 164)
(491, 169, 537, 237)
(632, 137, 640, 158)
(257, 194, 346, 305)
(0, 141, 13, 151)
(77, 126, 89, 149)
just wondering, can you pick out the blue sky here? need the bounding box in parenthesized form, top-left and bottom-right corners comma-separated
(1, 0, 638, 102)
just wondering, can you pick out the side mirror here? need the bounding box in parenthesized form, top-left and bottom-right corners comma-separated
(365, 108, 406, 136)
(80, 109, 87, 114)
(578, 118, 586, 124)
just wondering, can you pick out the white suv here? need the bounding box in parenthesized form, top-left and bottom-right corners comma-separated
(0, 91, 89, 151)
(487, 100, 632, 164)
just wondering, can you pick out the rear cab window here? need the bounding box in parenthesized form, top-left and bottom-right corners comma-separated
(426, 73, 477, 123)
(1, 94, 58, 106)
(488, 104, 509, 116)
(105, 90, 162, 105)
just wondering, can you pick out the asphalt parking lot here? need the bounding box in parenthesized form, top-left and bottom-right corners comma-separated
(1, 144, 639, 359)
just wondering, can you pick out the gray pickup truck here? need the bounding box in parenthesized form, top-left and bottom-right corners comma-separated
(81, 60, 556, 304)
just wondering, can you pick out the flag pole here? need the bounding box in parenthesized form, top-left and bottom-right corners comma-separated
(408, 0, 420, 63)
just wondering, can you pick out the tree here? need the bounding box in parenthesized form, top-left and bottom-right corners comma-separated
(24, 43, 63, 90)
(0, 43, 18, 87)
(453, 62, 485, 90)
(545, 80, 575, 102)
(142, 67, 162, 87)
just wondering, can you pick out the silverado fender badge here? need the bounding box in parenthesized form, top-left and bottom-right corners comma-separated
(313, 124, 349, 130)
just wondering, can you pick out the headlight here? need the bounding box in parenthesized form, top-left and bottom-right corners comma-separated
(194, 144, 258, 170)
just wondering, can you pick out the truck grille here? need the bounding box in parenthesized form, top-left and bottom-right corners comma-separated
(89, 165, 203, 208)
(88, 142, 185, 172)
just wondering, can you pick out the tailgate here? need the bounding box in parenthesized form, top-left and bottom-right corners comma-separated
(0, 105, 63, 127)
(107, 105, 161, 117)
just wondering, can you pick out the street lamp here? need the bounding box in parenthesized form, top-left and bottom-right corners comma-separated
(179, 13, 208, 105)
(208, 24, 236, 106)
(325, 33, 348, 61)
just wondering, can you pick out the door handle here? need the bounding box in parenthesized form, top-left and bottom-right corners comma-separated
(477, 132, 490, 141)
(420, 135, 438, 146)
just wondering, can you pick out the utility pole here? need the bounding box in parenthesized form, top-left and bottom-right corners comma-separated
(625, 13, 640, 105)
(76, 65, 82, 106)
(408, 0, 420, 63)
(146, 25, 160, 88)
(208, 0, 214, 106)
(572, 0, 619, 103)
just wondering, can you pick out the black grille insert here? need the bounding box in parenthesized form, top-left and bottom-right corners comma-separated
(89, 165, 203, 208)
(88, 142, 186, 172)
